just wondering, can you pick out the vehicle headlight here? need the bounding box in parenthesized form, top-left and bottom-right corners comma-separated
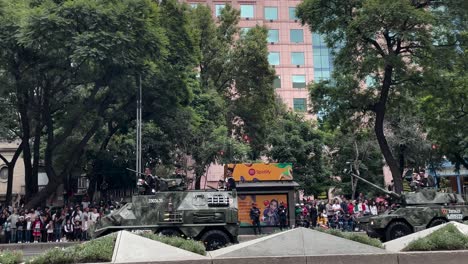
(370, 221, 374, 225)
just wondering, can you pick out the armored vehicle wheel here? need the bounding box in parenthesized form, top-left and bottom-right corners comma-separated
(385, 221, 412, 241)
(158, 228, 181, 237)
(428, 218, 447, 228)
(201, 230, 230, 251)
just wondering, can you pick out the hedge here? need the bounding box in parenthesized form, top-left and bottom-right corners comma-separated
(0, 250, 23, 264)
(316, 227, 384, 248)
(403, 224, 468, 251)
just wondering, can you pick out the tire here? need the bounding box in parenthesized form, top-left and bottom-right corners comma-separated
(385, 221, 412, 241)
(200, 230, 230, 251)
(428, 218, 447, 228)
(158, 228, 181, 237)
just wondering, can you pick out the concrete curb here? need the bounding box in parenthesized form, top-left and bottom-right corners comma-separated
(397, 250, 468, 264)
(96, 250, 468, 264)
(0, 242, 78, 251)
(19, 250, 468, 264)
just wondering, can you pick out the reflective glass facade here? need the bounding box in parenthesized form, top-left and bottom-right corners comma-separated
(312, 33, 334, 81)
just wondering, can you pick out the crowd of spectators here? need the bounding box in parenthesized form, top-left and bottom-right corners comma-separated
(295, 194, 392, 231)
(0, 199, 118, 244)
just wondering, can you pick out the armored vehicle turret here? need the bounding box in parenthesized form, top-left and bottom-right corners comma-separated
(91, 180, 239, 250)
(350, 173, 468, 241)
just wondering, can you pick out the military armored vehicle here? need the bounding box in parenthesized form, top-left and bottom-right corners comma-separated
(351, 173, 468, 242)
(92, 172, 239, 250)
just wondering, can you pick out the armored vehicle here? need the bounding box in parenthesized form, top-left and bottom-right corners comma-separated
(352, 173, 468, 242)
(92, 181, 239, 250)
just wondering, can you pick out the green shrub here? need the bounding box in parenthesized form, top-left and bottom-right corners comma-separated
(346, 233, 384, 248)
(140, 233, 206, 256)
(403, 224, 468, 251)
(0, 250, 23, 264)
(27, 248, 75, 264)
(315, 227, 384, 248)
(28, 234, 116, 264)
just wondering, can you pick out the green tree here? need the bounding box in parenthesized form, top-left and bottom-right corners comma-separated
(265, 107, 329, 196)
(180, 4, 275, 188)
(417, 1, 468, 169)
(297, 0, 442, 193)
(0, 0, 173, 207)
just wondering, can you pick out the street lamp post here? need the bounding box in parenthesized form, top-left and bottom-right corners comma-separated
(136, 75, 142, 179)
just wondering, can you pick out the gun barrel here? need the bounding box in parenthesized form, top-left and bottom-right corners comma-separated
(351, 173, 401, 198)
(126, 168, 145, 175)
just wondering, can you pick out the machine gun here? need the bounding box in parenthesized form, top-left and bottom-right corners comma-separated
(126, 168, 186, 191)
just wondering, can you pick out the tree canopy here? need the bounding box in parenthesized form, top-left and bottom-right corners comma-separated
(297, 0, 466, 193)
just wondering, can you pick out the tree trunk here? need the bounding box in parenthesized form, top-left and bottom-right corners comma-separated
(26, 177, 62, 208)
(32, 120, 41, 194)
(18, 101, 35, 201)
(88, 123, 118, 201)
(398, 144, 406, 177)
(195, 173, 202, 190)
(0, 143, 23, 206)
(374, 65, 403, 193)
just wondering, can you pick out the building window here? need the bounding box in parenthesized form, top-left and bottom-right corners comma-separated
(268, 52, 280, 65)
(291, 52, 305, 65)
(190, 3, 198, 8)
(313, 33, 334, 81)
(290, 29, 304, 43)
(273, 76, 281, 88)
(240, 4, 254, 18)
(268, 29, 279, 43)
(292, 75, 306, 88)
(240, 27, 251, 37)
(293, 98, 307, 112)
(215, 4, 225, 17)
(264, 7, 278, 20)
(0, 167, 7, 182)
(289, 7, 298, 20)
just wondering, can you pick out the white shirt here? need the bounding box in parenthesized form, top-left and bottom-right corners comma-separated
(332, 204, 341, 211)
(370, 205, 378, 216)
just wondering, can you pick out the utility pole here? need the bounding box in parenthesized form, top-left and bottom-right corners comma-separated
(136, 75, 142, 179)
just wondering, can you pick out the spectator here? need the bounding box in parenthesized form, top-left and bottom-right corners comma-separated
(370, 201, 378, 216)
(309, 202, 318, 228)
(25, 216, 32, 243)
(249, 203, 261, 235)
(332, 200, 342, 213)
(74, 220, 82, 241)
(90, 207, 100, 223)
(52, 209, 64, 242)
(16, 216, 25, 243)
(7, 208, 19, 243)
(340, 199, 348, 213)
(3, 219, 11, 243)
(278, 202, 287, 231)
(63, 219, 74, 241)
(82, 215, 89, 241)
(347, 201, 355, 215)
(363, 200, 371, 216)
(32, 216, 42, 243)
(46, 220, 54, 242)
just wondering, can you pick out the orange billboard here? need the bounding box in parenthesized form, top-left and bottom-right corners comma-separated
(225, 163, 293, 182)
(238, 194, 288, 227)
